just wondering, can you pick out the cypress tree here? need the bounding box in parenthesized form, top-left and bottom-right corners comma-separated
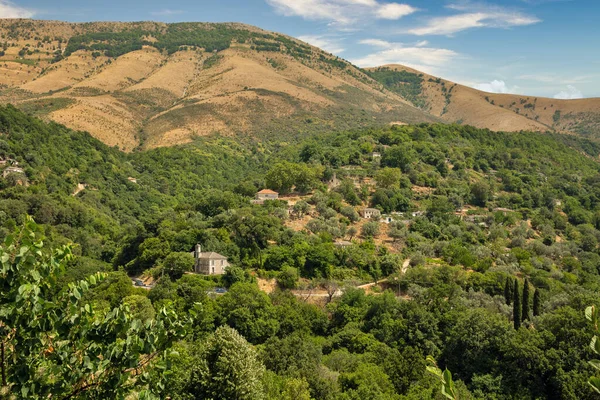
(522, 278, 530, 322)
(504, 277, 513, 305)
(533, 288, 541, 316)
(513, 279, 521, 330)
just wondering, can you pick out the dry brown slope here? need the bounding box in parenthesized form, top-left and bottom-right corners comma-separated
(374, 64, 600, 138)
(0, 19, 438, 151)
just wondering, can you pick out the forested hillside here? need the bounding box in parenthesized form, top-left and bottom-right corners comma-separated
(2, 105, 600, 398)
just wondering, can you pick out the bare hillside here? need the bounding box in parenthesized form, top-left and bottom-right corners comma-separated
(367, 64, 600, 138)
(0, 19, 437, 151)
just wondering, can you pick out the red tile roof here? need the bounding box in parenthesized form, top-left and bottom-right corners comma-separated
(257, 189, 278, 195)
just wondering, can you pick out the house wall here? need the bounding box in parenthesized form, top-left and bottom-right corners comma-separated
(257, 193, 278, 200)
(195, 258, 229, 275)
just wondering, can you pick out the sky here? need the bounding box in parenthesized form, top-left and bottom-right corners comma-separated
(2, 0, 599, 98)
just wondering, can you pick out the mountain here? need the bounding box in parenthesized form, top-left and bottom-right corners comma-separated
(0, 19, 438, 151)
(366, 65, 600, 139)
(1, 19, 598, 151)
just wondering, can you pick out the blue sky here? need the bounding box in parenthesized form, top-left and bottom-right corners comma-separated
(2, 0, 599, 98)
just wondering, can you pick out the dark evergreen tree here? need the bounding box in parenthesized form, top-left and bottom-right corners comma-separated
(522, 278, 530, 322)
(504, 277, 513, 305)
(533, 287, 541, 316)
(513, 279, 521, 330)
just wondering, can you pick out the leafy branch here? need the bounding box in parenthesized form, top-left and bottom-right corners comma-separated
(426, 355, 459, 400)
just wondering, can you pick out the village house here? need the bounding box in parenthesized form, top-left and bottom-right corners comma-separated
(2, 166, 24, 178)
(371, 152, 381, 160)
(361, 208, 381, 219)
(192, 244, 230, 275)
(256, 189, 279, 200)
(252, 189, 279, 204)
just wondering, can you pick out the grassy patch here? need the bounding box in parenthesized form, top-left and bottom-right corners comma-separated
(17, 97, 75, 116)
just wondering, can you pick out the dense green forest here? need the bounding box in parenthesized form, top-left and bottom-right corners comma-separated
(63, 23, 317, 59)
(2, 104, 600, 398)
(366, 67, 427, 108)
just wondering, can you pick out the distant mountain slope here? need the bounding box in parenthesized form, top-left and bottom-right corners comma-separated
(366, 65, 600, 139)
(0, 19, 437, 151)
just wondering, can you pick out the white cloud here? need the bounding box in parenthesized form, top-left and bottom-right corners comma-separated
(0, 0, 34, 18)
(359, 38, 393, 48)
(353, 39, 459, 73)
(150, 9, 184, 16)
(297, 35, 345, 54)
(473, 80, 519, 94)
(554, 85, 583, 99)
(266, 0, 417, 25)
(406, 3, 540, 36)
(375, 3, 417, 20)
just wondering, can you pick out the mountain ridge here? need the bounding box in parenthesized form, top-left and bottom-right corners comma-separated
(0, 19, 438, 151)
(0, 19, 598, 150)
(366, 64, 600, 138)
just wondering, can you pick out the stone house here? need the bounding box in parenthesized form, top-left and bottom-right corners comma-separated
(361, 208, 381, 219)
(252, 189, 279, 204)
(192, 244, 229, 275)
(256, 189, 279, 201)
(2, 166, 24, 178)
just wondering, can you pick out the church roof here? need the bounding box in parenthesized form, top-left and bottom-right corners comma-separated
(197, 252, 228, 260)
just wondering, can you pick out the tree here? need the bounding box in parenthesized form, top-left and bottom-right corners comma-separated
(533, 288, 541, 317)
(504, 277, 513, 306)
(471, 181, 491, 207)
(277, 266, 299, 289)
(347, 226, 358, 240)
(361, 221, 380, 238)
(187, 326, 266, 400)
(522, 278, 530, 322)
(163, 251, 194, 280)
(122, 294, 156, 321)
(217, 283, 279, 344)
(340, 205, 360, 222)
(293, 200, 310, 219)
(265, 162, 297, 194)
(223, 265, 253, 287)
(375, 167, 401, 189)
(389, 221, 407, 242)
(0, 218, 190, 399)
(513, 279, 521, 329)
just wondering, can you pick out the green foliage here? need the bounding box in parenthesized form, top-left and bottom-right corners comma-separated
(366, 67, 426, 108)
(0, 218, 191, 398)
(277, 266, 299, 289)
(513, 279, 521, 329)
(533, 288, 541, 317)
(3, 105, 600, 398)
(426, 356, 459, 399)
(586, 305, 600, 394)
(185, 326, 266, 399)
(522, 278, 531, 322)
(162, 251, 194, 280)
